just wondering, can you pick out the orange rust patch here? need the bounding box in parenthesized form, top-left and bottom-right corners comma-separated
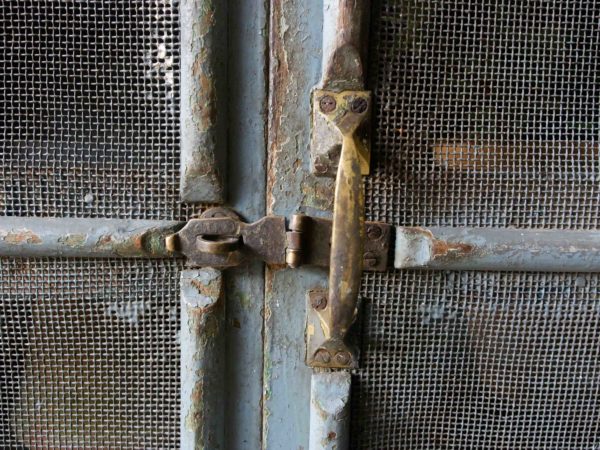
(191, 278, 221, 300)
(4, 230, 42, 245)
(96, 235, 113, 247)
(432, 239, 475, 259)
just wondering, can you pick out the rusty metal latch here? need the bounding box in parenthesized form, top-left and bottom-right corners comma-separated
(166, 207, 391, 271)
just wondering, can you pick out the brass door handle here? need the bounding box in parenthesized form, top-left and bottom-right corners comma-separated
(309, 90, 371, 369)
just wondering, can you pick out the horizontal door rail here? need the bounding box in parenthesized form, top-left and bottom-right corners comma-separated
(1, 217, 600, 274)
(396, 226, 600, 272)
(0, 217, 181, 259)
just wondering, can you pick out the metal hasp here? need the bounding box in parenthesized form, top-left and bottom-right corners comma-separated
(172, 212, 288, 269)
(180, 269, 225, 450)
(396, 227, 600, 272)
(0, 217, 181, 258)
(180, 0, 227, 203)
(307, 91, 371, 371)
(168, 208, 392, 271)
(309, 371, 351, 450)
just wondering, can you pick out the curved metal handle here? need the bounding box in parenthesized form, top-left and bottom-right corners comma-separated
(310, 90, 370, 368)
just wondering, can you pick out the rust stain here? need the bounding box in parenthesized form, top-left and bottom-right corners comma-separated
(58, 234, 87, 248)
(190, 278, 221, 301)
(4, 230, 42, 245)
(431, 239, 475, 260)
(266, 0, 291, 214)
(327, 431, 337, 441)
(96, 235, 113, 247)
(185, 382, 204, 432)
(301, 179, 335, 211)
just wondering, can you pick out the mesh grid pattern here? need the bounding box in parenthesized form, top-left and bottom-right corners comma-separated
(0, 1, 189, 447)
(0, 259, 181, 448)
(0, 0, 198, 220)
(354, 0, 600, 448)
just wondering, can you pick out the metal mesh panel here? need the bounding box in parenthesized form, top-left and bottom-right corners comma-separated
(0, 258, 181, 448)
(355, 0, 600, 448)
(0, 0, 197, 220)
(0, 1, 190, 447)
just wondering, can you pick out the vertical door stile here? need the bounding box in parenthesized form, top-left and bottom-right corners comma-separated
(180, 269, 226, 449)
(180, 0, 227, 204)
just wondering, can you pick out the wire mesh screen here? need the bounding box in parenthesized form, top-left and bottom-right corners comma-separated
(0, 259, 181, 448)
(0, 0, 196, 220)
(0, 1, 189, 448)
(355, 0, 600, 448)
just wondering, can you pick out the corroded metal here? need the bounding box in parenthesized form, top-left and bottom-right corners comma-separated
(321, 0, 370, 91)
(308, 91, 371, 369)
(180, 269, 225, 450)
(0, 217, 182, 258)
(180, 0, 227, 203)
(172, 215, 288, 268)
(395, 227, 600, 272)
(288, 214, 391, 271)
(309, 371, 351, 450)
(311, 0, 371, 178)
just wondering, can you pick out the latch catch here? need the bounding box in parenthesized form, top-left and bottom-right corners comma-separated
(167, 207, 390, 272)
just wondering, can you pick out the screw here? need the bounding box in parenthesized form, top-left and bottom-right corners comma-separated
(335, 351, 351, 366)
(350, 97, 368, 113)
(314, 349, 331, 364)
(366, 224, 383, 240)
(314, 161, 329, 175)
(363, 252, 378, 268)
(310, 292, 327, 310)
(319, 95, 337, 113)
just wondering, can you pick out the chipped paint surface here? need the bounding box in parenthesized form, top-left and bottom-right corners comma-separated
(3, 229, 42, 245)
(0, 217, 181, 258)
(264, 0, 326, 448)
(58, 234, 87, 248)
(395, 226, 600, 271)
(181, 269, 225, 450)
(309, 371, 351, 450)
(180, 0, 226, 203)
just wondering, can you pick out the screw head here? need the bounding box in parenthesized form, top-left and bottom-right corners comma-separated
(350, 97, 368, 114)
(314, 349, 331, 364)
(309, 292, 327, 310)
(363, 251, 378, 268)
(313, 161, 329, 175)
(335, 351, 351, 366)
(366, 224, 383, 240)
(319, 95, 337, 113)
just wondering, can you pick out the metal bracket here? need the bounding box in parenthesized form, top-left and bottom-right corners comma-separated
(167, 208, 392, 271)
(310, 90, 371, 177)
(168, 208, 287, 269)
(305, 288, 361, 369)
(286, 214, 391, 271)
